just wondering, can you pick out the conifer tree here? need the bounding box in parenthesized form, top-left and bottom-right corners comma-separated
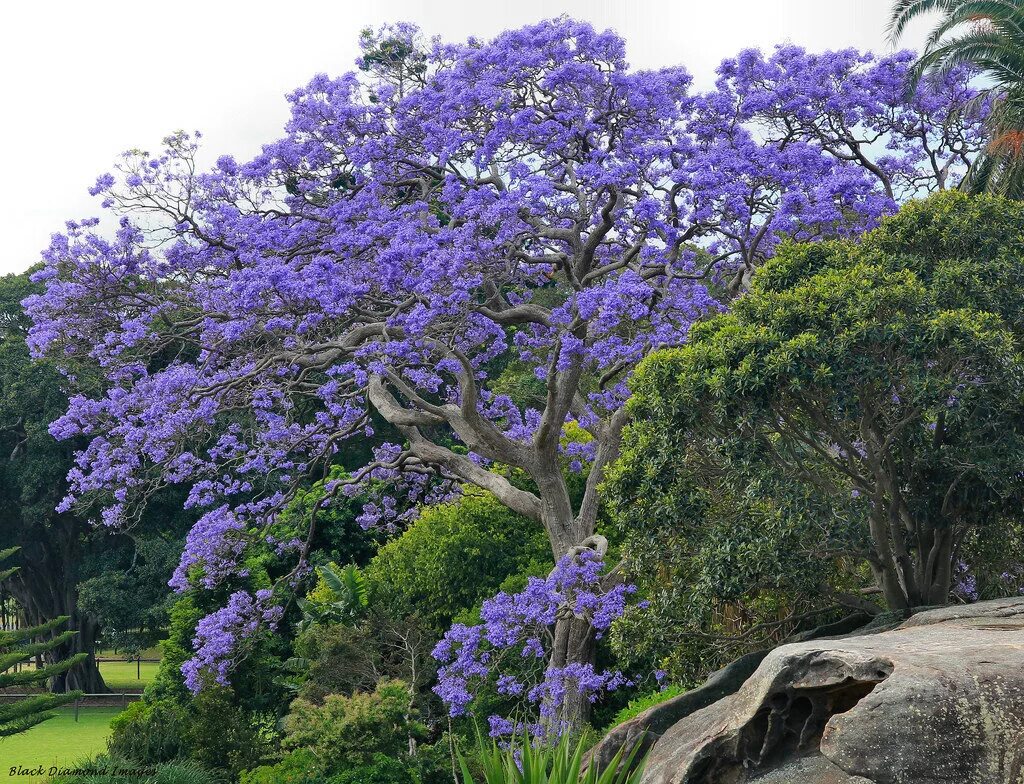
(0, 546, 85, 737)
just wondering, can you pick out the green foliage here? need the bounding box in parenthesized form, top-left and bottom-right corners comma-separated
(277, 467, 385, 568)
(79, 536, 182, 654)
(327, 754, 416, 784)
(283, 679, 422, 773)
(240, 749, 325, 784)
(107, 698, 188, 764)
(0, 546, 85, 736)
(299, 563, 370, 629)
(605, 452, 860, 681)
(107, 687, 272, 775)
(960, 517, 1024, 599)
(291, 622, 380, 701)
(457, 733, 646, 784)
(608, 685, 685, 730)
(612, 193, 1024, 639)
(147, 596, 204, 703)
(290, 616, 436, 707)
(365, 489, 551, 633)
(48, 754, 226, 784)
(180, 686, 275, 776)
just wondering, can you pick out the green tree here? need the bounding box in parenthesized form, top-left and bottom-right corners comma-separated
(890, 0, 1024, 196)
(364, 489, 551, 634)
(0, 272, 192, 693)
(78, 533, 182, 656)
(0, 546, 85, 736)
(615, 192, 1024, 611)
(0, 271, 109, 692)
(605, 461, 867, 683)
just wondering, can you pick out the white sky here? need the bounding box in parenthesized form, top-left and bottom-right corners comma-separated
(0, 0, 937, 276)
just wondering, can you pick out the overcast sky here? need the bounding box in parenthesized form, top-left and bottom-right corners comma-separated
(0, 0, 937, 276)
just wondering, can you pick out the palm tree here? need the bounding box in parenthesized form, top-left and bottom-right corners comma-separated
(889, 0, 1024, 197)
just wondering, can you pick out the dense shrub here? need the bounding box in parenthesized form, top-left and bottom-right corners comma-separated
(326, 754, 416, 784)
(283, 679, 423, 771)
(365, 490, 551, 633)
(48, 755, 225, 784)
(239, 749, 325, 784)
(181, 686, 275, 775)
(107, 699, 188, 764)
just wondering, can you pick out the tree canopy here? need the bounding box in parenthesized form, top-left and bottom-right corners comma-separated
(23, 19, 989, 704)
(615, 191, 1024, 612)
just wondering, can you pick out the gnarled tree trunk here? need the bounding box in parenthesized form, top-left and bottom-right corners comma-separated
(7, 516, 108, 694)
(549, 613, 598, 728)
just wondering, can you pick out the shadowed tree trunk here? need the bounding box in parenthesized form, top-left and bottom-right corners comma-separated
(6, 516, 108, 694)
(550, 614, 598, 727)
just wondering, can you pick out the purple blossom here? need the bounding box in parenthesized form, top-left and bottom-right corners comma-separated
(180, 589, 282, 693)
(952, 560, 978, 602)
(432, 550, 638, 736)
(24, 19, 988, 692)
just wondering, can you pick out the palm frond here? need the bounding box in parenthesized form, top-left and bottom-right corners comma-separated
(889, 0, 964, 44)
(924, 1, 1024, 48)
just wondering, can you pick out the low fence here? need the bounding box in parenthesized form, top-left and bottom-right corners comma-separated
(0, 692, 143, 720)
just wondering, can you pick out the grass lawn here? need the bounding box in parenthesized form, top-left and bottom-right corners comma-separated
(97, 659, 160, 691)
(0, 707, 123, 778)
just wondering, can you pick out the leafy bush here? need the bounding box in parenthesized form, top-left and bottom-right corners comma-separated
(107, 698, 189, 763)
(283, 679, 423, 773)
(458, 734, 646, 784)
(113, 684, 274, 777)
(365, 490, 550, 633)
(181, 686, 275, 775)
(327, 754, 416, 784)
(608, 686, 684, 729)
(240, 749, 325, 784)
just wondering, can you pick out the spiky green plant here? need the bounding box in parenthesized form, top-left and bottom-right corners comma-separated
(0, 546, 86, 737)
(889, 0, 1024, 196)
(457, 732, 647, 784)
(298, 563, 370, 627)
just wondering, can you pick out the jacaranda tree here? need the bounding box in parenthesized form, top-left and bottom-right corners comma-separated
(24, 19, 986, 726)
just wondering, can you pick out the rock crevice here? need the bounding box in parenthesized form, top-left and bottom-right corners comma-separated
(639, 598, 1024, 784)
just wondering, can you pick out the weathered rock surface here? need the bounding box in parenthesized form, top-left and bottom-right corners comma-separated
(640, 597, 1024, 784)
(585, 615, 872, 776)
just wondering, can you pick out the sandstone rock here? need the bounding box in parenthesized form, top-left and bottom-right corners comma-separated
(584, 614, 871, 777)
(640, 597, 1024, 784)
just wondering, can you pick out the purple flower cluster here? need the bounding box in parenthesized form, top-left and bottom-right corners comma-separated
(432, 550, 636, 734)
(23, 19, 988, 692)
(180, 589, 283, 693)
(169, 505, 248, 592)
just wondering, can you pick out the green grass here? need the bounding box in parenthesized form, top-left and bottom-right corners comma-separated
(0, 707, 123, 778)
(97, 660, 160, 691)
